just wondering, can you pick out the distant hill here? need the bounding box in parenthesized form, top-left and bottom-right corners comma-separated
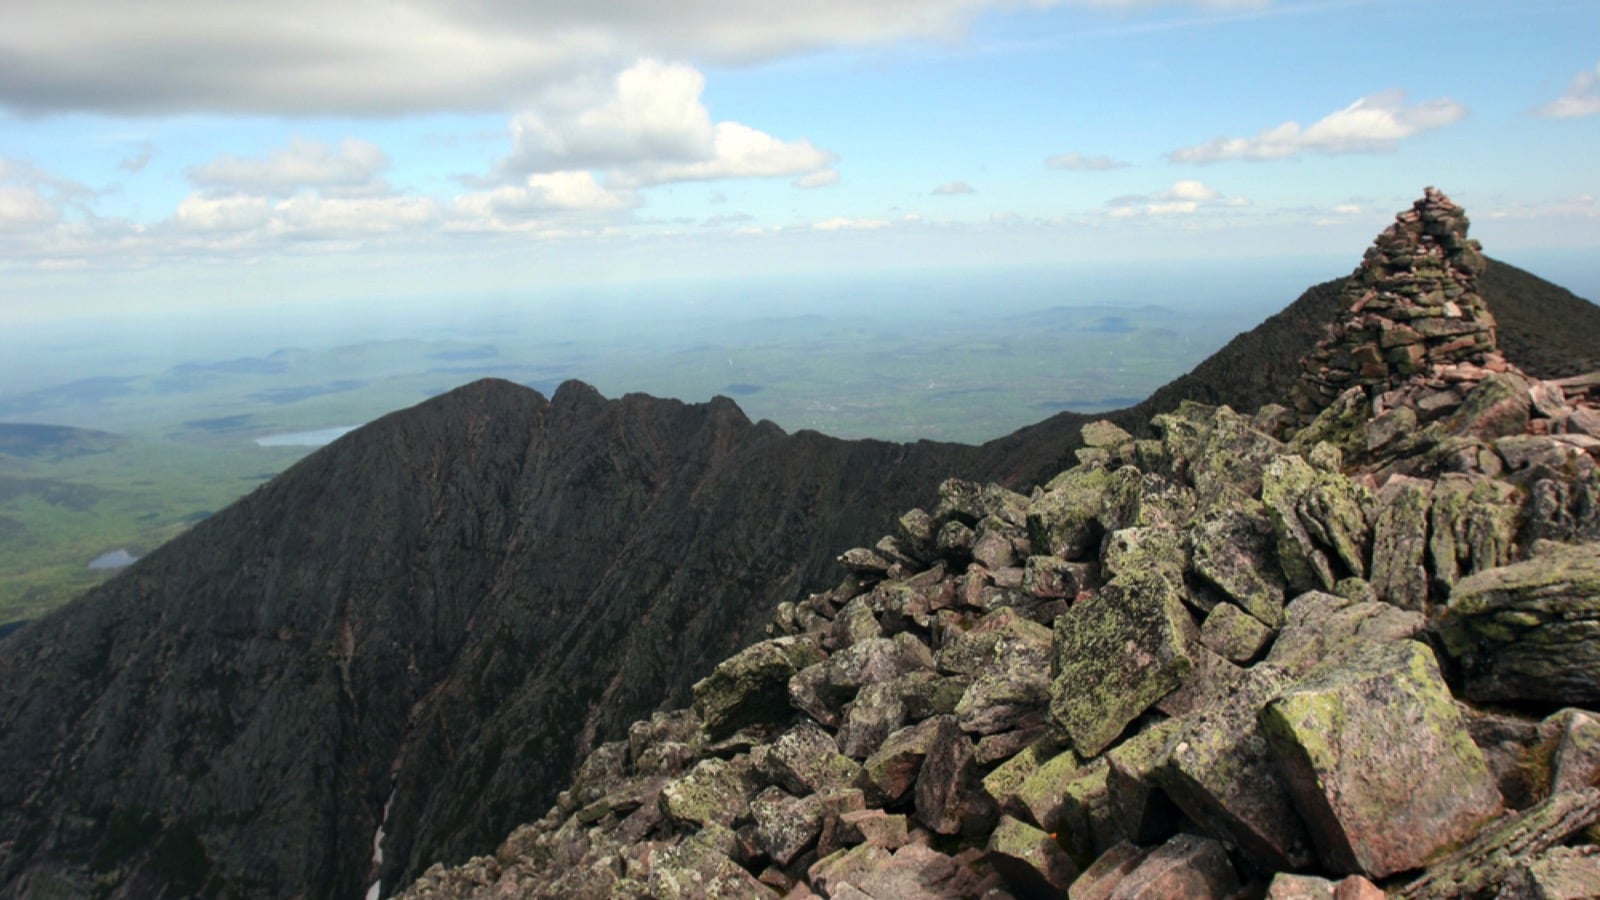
(0, 423, 125, 460)
(0, 245, 1594, 898)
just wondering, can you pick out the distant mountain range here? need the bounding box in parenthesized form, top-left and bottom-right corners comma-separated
(0, 251, 1597, 898)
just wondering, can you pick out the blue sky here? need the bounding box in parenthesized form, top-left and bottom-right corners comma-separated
(1, 0, 1596, 318)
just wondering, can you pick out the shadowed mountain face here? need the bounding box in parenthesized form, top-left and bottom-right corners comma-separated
(0, 258, 1594, 899)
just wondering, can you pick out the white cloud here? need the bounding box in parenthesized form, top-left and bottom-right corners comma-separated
(1483, 194, 1598, 221)
(188, 137, 390, 196)
(269, 195, 437, 238)
(1106, 180, 1245, 217)
(494, 60, 834, 190)
(932, 181, 976, 195)
(1045, 151, 1128, 171)
(0, 159, 67, 231)
(1167, 90, 1466, 163)
(794, 170, 841, 189)
(1535, 63, 1600, 119)
(174, 194, 271, 233)
(455, 171, 639, 222)
(813, 217, 891, 231)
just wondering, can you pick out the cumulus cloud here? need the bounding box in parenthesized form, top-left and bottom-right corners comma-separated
(931, 181, 976, 195)
(491, 59, 833, 191)
(1105, 179, 1247, 216)
(454, 171, 639, 222)
(188, 137, 390, 196)
(1535, 63, 1600, 119)
(1045, 152, 1128, 171)
(1167, 90, 1466, 163)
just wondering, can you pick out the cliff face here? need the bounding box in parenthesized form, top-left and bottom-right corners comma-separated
(398, 189, 1600, 899)
(0, 190, 1598, 900)
(0, 378, 1070, 898)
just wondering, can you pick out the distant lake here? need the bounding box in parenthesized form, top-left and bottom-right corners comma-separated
(254, 426, 358, 447)
(88, 549, 137, 570)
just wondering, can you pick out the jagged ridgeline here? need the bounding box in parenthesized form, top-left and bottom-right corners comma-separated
(402, 191, 1600, 899)
(1, 189, 1599, 900)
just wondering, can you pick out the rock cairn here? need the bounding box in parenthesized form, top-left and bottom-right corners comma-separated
(399, 194, 1600, 900)
(1292, 187, 1499, 420)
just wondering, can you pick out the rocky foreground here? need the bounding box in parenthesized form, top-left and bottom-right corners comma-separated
(398, 191, 1600, 899)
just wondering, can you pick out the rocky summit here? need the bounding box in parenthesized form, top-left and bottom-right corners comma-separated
(400, 192, 1600, 900)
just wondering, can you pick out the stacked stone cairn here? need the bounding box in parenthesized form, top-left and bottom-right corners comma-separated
(400, 193, 1600, 900)
(1291, 186, 1500, 421)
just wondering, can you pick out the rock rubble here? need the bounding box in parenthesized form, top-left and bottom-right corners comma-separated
(399, 192, 1600, 900)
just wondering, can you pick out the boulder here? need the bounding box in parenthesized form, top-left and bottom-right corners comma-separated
(914, 721, 996, 836)
(1441, 541, 1600, 704)
(1157, 666, 1315, 871)
(648, 826, 779, 899)
(759, 721, 863, 797)
(1050, 577, 1195, 757)
(1262, 455, 1373, 593)
(1028, 466, 1120, 560)
(661, 757, 759, 829)
(1265, 590, 1424, 677)
(863, 715, 956, 805)
(749, 786, 823, 867)
(1190, 508, 1287, 627)
(1261, 639, 1503, 878)
(692, 636, 825, 740)
(987, 815, 1081, 899)
(1427, 473, 1518, 593)
(1097, 833, 1239, 900)
(1495, 846, 1600, 899)
(1368, 475, 1434, 611)
(1199, 602, 1274, 664)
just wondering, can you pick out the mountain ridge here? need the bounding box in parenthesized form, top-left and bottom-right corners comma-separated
(1, 224, 1597, 897)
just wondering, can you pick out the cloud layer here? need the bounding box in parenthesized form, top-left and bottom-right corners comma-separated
(0, 0, 1066, 116)
(1167, 90, 1466, 163)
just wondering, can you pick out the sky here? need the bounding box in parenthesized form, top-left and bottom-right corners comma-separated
(1, 0, 1596, 320)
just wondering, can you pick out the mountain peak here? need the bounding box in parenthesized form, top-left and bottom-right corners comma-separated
(1291, 187, 1501, 421)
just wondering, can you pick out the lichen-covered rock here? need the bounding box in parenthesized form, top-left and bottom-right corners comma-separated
(1263, 454, 1374, 593)
(1157, 666, 1315, 871)
(1190, 508, 1287, 626)
(1049, 577, 1195, 757)
(1265, 590, 1424, 677)
(1495, 846, 1600, 899)
(1104, 719, 1183, 845)
(1261, 639, 1503, 878)
(661, 757, 759, 829)
(692, 636, 825, 739)
(790, 634, 935, 727)
(1199, 601, 1274, 664)
(1369, 475, 1434, 611)
(862, 715, 955, 805)
(757, 721, 863, 797)
(749, 786, 823, 867)
(1441, 541, 1600, 704)
(1028, 465, 1120, 560)
(987, 814, 1081, 898)
(1427, 473, 1519, 593)
(1095, 833, 1239, 900)
(913, 722, 996, 836)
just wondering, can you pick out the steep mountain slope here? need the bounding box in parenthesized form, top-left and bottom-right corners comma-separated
(0, 235, 1595, 898)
